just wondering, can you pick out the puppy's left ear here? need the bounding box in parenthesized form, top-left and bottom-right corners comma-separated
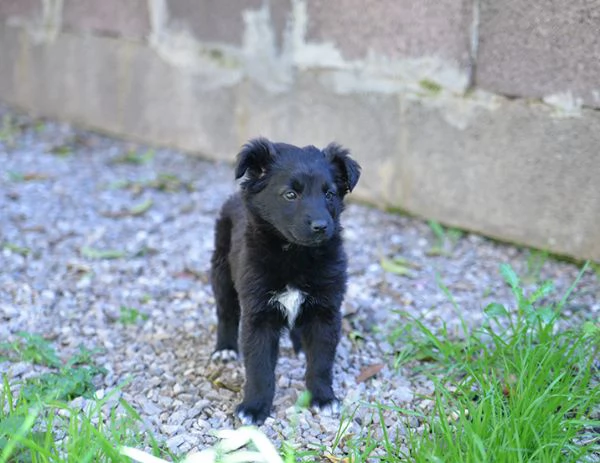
(324, 143, 361, 193)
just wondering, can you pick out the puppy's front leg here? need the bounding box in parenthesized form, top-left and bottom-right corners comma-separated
(236, 310, 283, 425)
(301, 309, 341, 412)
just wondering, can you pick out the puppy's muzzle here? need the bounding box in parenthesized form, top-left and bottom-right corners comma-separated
(310, 219, 328, 234)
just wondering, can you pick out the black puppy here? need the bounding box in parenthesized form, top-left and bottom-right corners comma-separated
(210, 137, 360, 425)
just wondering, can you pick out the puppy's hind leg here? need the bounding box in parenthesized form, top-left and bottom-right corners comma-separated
(210, 215, 240, 363)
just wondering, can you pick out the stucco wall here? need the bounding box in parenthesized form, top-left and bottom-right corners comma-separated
(0, 0, 598, 259)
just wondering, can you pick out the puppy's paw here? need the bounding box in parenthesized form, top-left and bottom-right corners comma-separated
(211, 349, 238, 363)
(312, 397, 341, 417)
(235, 402, 270, 426)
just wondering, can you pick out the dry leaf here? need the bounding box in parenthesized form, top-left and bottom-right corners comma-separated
(355, 363, 385, 383)
(324, 452, 353, 463)
(23, 172, 51, 181)
(100, 199, 153, 218)
(212, 379, 242, 393)
(380, 258, 412, 276)
(174, 267, 209, 283)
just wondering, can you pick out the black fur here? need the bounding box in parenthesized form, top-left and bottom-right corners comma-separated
(210, 137, 361, 425)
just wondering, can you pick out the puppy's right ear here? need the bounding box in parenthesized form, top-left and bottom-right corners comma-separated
(235, 138, 278, 180)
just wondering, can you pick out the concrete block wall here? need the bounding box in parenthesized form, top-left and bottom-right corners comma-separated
(0, 0, 599, 260)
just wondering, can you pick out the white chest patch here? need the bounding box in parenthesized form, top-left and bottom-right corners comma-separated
(270, 286, 305, 325)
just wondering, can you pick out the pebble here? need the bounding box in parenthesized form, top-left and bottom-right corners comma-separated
(168, 410, 188, 426)
(139, 399, 162, 416)
(166, 435, 186, 451)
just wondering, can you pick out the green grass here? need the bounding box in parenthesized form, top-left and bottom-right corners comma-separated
(427, 220, 463, 256)
(50, 145, 74, 157)
(111, 149, 155, 165)
(118, 306, 150, 325)
(381, 256, 419, 278)
(524, 249, 549, 283)
(107, 174, 193, 194)
(340, 262, 599, 462)
(101, 199, 155, 219)
(80, 246, 127, 260)
(2, 242, 32, 256)
(0, 332, 62, 367)
(0, 114, 20, 145)
(0, 335, 172, 462)
(7, 171, 51, 183)
(419, 79, 443, 95)
(0, 376, 173, 463)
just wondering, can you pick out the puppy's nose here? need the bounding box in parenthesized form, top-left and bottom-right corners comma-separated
(311, 219, 328, 233)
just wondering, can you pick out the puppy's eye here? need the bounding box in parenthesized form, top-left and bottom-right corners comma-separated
(283, 191, 298, 201)
(325, 190, 335, 200)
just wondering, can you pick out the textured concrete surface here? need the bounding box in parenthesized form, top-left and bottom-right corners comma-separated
(0, 24, 239, 160)
(62, 0, 151, 40)
(396, 98, 600, 259)
(167, 0, 261, 45)
(269, 0, 293, 51)
(0, 0, 40, 22)
(477, 0, 600, 109)
(306, 0, 473, 66)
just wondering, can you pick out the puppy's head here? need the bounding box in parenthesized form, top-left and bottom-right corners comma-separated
(235, 137, 361, 247)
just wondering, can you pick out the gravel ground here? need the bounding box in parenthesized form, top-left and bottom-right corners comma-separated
(1, 104, 598, 457)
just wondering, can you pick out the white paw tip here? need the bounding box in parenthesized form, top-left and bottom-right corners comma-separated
(314, 400, 341, 416)
(211, 349, 238, 363)
(236, 411, 256, 426)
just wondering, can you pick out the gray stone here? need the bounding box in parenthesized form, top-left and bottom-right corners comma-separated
(139, 398, 162, 416)
(167, 410, 188, 426)
(477, 0, 600, 109)
(165, 434, 186, 451)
